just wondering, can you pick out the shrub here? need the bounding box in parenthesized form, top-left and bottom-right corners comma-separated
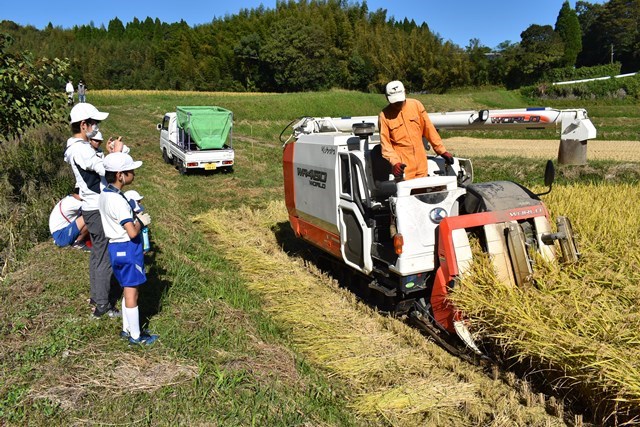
(544, 63, 622, 82)
(0, 125, 73, 276)
(523, 73, 640, 100)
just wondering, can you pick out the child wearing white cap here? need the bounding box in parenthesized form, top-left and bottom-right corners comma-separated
(124, 190, 144, 213)
(64, 102, 123, 319)
(99, 152, 158, 345)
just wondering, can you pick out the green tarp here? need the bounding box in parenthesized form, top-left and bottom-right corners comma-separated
(176, 106, 232, 150)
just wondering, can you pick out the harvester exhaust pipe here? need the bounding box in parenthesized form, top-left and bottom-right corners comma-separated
(352, 122, 376, 154)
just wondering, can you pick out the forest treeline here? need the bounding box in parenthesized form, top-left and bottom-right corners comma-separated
(1, 0, 638, 94)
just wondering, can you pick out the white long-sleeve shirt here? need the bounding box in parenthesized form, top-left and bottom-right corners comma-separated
(64, 138, 106, 212)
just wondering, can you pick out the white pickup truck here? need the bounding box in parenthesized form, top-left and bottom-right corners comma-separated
(157, 106, 235, 174)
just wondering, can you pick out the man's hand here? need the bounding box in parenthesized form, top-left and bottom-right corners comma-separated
(136, 212, 151, 227)
(392, 163, 406, 177)
(440, 152, 454, 165)
(107, 136, 123, 153)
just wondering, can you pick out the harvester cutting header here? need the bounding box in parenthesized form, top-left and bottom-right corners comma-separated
(281, 94, 594, 355)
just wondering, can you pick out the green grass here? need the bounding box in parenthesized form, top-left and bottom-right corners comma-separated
(1, 88, 639, 425)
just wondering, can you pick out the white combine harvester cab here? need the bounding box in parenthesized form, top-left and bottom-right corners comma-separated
(282, 108, 590, 355)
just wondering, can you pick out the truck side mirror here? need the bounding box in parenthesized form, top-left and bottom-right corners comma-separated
(156, 123, 162, 131)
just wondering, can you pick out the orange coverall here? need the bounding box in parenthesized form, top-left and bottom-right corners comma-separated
(378, 98, 446, 180)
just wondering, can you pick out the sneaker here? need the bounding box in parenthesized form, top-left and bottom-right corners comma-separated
(71, 241, 91, 252)
(128, 332, 159, 346)
(120, 329, 151, 340)
(92, 303, 121, 319)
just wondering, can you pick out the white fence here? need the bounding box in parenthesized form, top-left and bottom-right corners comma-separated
(552, 72, 637, 86)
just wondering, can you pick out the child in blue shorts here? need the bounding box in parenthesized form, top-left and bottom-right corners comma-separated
(99, 152, 158, 346)
(49, 188, 90, 250)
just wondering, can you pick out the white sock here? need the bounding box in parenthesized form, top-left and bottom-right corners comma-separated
(124, 306, 140, 340)
(121, 299, 129, 334)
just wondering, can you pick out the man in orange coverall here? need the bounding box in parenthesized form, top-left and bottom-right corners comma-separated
(378, 80, 454, 180)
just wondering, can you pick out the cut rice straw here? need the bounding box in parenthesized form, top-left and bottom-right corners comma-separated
(196, 201, 564, 426)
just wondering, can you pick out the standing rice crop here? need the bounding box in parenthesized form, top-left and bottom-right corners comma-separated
(453, 183, 640, 424)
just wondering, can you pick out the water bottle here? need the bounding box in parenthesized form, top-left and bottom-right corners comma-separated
(142, 226, 151, 253)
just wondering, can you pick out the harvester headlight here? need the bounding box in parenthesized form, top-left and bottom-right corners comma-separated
(429, 207, 447, 224)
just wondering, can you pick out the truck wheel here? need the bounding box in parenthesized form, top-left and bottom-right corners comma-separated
(177, 160, 187, 175)
(162, 148, 171, 164)
(224, 166, 234, 174)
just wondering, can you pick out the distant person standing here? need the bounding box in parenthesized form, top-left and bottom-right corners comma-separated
(65, 79, 74, 106)
(77, 80, 87, 103)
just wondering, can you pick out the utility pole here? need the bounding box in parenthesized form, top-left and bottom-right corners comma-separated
(610, 44, 614, 64)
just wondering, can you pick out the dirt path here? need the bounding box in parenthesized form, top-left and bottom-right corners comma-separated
(444, 138, 640, 162)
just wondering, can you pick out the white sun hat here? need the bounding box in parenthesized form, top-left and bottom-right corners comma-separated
(124, 190, 143, 201)
(91, 131, 104, 142)
(103, 152, 142, 172)
(69, 103, 109, 124)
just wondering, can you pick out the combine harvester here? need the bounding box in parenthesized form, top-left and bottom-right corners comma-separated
(281, 107, 596, 357)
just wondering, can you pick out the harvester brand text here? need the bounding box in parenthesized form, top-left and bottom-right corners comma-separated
(297, 167, 327, 189)
(491, 115, 542, 124)
(509, 207, 545, 217)
(321, 146, 336, 155)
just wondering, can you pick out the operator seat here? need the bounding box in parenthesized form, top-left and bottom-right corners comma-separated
(368, 144, 397, 200)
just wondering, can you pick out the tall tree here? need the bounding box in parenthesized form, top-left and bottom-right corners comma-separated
(513, 25, 564, 86)
(466, 38, 491, 86)
(260, 15, 334, 91)
(555, 0, 582, 67)
(577, 0, 640, 71)
(107, 17, 125, 38)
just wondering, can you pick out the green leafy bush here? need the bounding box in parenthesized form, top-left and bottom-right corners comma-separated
(0, 33, 69, 143)
(0, 125, 73, 275)
(0, 33, 72, 275)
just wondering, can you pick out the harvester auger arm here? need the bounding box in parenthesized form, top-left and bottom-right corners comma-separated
(292, 107, 597, 165)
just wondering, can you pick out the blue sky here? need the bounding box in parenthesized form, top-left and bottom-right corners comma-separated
(3, 0, 603, 49)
